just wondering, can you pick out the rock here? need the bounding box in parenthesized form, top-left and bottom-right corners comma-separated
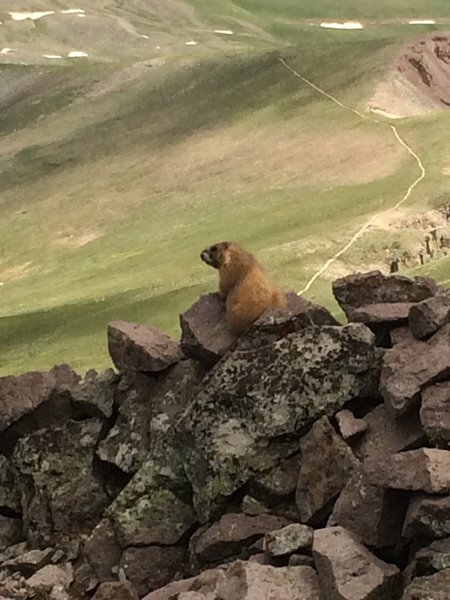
(190, 513, 289, 563)
(83, 519, 121, 583)
(335, 409, 367, 441)
(313, 526, 400, 600)
(0, 455, 21, 513)
(183, 323, 379, 520)
(143, 560, 320, 600)
(180, 293, 238, 367)
(296, 417, 359, 524)
(120, 546, 186, 597)
(413, 538, 450, 576)
(249, 454, 300, 502)
(71, 560, 98, 597)
(402, 569, 450, 600)
(403, 494, 450, 539)
(12, 419, 109, 545)
(0, 364, 79, 434)
(0, 541, 27, 563)
(106, 361, 204, 547)
(349, 302, 414, 324)
(108, 320, 183, 373)
(264, 523, 313, 557)
(329, 469, 409, 548)
(241, 496, 270, 516)
(380, 323, 450, 415)
(420, 382, 450, 446)
(409, 292, 450, 339)
(353, 404, 425, 462)
(97, 373, 155, 474)
(0, 517, 23, 551)
(390, 326, 415, 346)
(71, 368, 118, 419)
(332, 271, 437, 318)
(26, 563, 73, 594)
(93, 581, 138, 600)
(3, 547, 53, 575)
(365, 448, 450, 493)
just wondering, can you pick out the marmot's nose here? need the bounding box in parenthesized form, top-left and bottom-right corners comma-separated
(200, 250, 208, 261)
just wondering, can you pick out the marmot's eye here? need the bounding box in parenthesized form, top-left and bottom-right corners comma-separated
(211, 245, 217, 252)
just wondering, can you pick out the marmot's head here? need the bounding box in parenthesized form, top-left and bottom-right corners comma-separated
(200, 242, 231, 269)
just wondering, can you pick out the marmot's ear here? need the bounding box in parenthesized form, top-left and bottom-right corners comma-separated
(223, 241, 231, 248)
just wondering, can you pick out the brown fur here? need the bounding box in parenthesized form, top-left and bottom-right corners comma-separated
(200, 242, 287, 333)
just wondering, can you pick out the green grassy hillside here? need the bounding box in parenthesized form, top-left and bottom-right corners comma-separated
(1, 1, 450, 374)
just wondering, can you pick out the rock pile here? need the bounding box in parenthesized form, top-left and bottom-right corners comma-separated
(1, 271, 450, 599)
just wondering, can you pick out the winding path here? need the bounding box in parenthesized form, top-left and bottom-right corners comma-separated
(278, 57, 427, 296)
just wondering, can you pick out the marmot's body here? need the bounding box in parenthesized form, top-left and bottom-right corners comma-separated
(200, 241, 287, 333)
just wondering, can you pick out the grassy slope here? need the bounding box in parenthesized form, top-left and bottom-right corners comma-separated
(1, 1, 450, 374)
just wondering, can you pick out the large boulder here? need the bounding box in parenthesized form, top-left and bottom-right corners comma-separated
(180, 293, 237, 368)
(403, 494, 450, 539)
(190, 513, 289, 563)
(107, 320, 183, 373)
(182, 323, 380, 520)
(11, 419, 109, 546)
(0, 364, 79, 435)
(420, 382, 450, 446)
(379, 324, 450, 415)
(329, 469, 409, 548)
(142, 561, 321, 600)
(364, 448, 450, 493)
(313, 526, 400, 599)
(332, 271, 438, 319)
(106, 360, 204, 546)
(409, 291, 450, 339)
(295, 417, 359, 524)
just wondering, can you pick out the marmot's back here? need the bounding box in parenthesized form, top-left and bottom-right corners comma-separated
(200, 241, 287, 333)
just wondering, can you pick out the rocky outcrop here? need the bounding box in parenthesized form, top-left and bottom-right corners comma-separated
(2, 271, 450, 599)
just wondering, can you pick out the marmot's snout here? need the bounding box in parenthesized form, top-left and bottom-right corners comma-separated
(200, 249, 215, 267)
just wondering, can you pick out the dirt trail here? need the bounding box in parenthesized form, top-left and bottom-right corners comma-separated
(278, 58, 426, 295)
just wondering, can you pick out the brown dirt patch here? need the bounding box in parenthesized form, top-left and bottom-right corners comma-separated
(0, 262, 32, 283)
(55, 229, 102, 248)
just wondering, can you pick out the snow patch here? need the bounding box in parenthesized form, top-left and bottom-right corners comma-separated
(214, 30, 234, 35)
(369, 107, 403, 119)
(409, 20, 436, 25)
(61, 9, 85, 14)
(320, 22, 364, 30)
(68, 51, 88, 58)
(9, 11, 54, 21)
(185, 41, 198, 46)
(1, 47, 14, 54)
(43, 54, 63, 59)
(140, 34, 150, 39)
(77, 14, 86, 18)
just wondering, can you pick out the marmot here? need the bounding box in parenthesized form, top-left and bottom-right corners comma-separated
(200, 241, 287, 333)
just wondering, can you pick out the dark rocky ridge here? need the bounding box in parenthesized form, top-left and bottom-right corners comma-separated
(1, 270, 450, 599)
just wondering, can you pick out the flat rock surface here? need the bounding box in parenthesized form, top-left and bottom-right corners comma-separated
(409, 291, 450, 339)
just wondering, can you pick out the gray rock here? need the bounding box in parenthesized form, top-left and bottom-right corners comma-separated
(2, 547, 53, 575)
(71, 368, 118, 419)
(335, 409, 367, 441)
(420, 382, 450, 446)
(108, 320, 183, 373)
(288, 554, 315, 568)
(329, 469, 409, 548)
(380, 323, 450, 415)
(313, 526, 400, 600)
(0, 455, 20, 513)
(180, 293, 238, 368)
(106, 361, 204, 546)
(350, 302, 413, 324)
(264, 523, 313, 557)
(403, 494, 450, 539)
(296, 417, 359, 524)
(0, 516, 23, 551)
(120, 546, 186, 597)
(409, 291, 450, 339)
(413, 538, 450, 576)
(142, 560, 321, 600)
(365, 448, 450, 493)
(83, 519, 121, 583)
(97, 373, 155, 474)
(402, 569, 450, 600)
(182, 323, 379, 521)
(190, 513, 289, 563)
(0, 364, 79, 434)
(333, 271, 437, 318)
(26, 563, 73, 594)
(353, 404, 425, 462)
(249, 454, 300, 501)
(12, 419, 109, 545)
